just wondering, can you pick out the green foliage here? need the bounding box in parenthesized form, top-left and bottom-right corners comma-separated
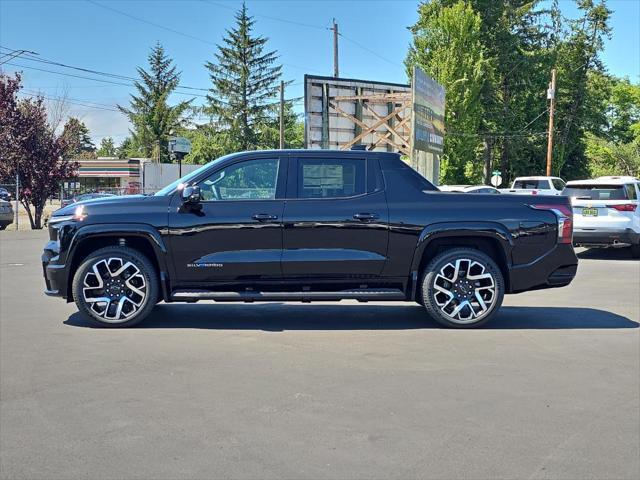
(406, 1, 488, 184)
(96, 137, 117, 157)
(204, 3, 283, 153)
(256, 102, 304, 150)
(119, 43, 192, 162)
(61, 117, 96, 158)
(179, 124, 226, 165)
(585, 74, 640, 176)
(406, 0, 623, 183)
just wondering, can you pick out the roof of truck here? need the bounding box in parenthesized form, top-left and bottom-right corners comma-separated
(566, 177, 639, 186)
(513, 176, 564, 180)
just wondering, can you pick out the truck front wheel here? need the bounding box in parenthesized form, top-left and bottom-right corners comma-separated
(421, 248, 504, 328)
(72, 246, 159, 328)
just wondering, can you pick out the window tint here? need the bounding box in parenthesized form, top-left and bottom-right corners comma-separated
(562, 184, 628, 200)
(513, 179, 549, 189)
(625, 184, 638, 200)
(298, 158, 366, 198)
(199, 158, 279, 201)
(552, 178, 566, 190)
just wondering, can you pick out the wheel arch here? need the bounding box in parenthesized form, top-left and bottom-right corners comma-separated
(409, 222, 513, 300)
(66, 224, 170, 302)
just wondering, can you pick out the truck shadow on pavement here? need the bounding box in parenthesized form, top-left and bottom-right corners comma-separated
(64, 304, 638, 331)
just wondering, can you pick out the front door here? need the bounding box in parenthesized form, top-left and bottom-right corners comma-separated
(168, 156, 286, 285)
(282, 156, 389, 278)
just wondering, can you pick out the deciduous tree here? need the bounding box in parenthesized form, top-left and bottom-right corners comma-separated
(0, 73, 78, 229)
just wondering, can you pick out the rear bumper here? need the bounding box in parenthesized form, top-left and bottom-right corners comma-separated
(0, 212, 13, 225)
(573, 228, 639, 247)
(509, 244, 578, 293)
(42, 241, 69, 299)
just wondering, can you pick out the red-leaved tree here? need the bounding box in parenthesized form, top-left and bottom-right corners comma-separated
(0, 73, 78, 229)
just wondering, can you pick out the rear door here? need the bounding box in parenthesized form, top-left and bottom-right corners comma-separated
(281, 155, 389, 278)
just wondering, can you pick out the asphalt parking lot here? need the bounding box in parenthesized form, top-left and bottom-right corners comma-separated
(0, 230, 638, 480)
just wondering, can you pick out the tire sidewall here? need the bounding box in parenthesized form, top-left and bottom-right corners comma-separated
(421, 248, 505, 328)
(72, 246, 159, 328)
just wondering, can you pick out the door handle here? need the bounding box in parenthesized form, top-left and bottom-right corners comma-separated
(353, 213, 379, 221)
(252, 213, 278, 221)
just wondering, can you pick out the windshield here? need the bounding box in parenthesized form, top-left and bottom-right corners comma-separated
(562, 184, 629, 200)
(154, 157, 225, 196)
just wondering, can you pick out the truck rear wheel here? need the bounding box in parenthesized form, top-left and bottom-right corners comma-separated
(72, 246, 159, 328)
(421, 248, 504, 328)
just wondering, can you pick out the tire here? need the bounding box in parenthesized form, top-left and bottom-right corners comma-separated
(421, 248, 505, 328)
(72, 246, 159, 327)
(0, 224, 7, 230)
(631, 243, 640, 259)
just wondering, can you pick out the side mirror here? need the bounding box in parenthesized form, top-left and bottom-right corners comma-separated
(181, 185, 201, 204)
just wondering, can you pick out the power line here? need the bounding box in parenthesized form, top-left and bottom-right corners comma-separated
(86, 0, 217, 47)
(1, 46, 210, 94)
(4, 61, 209, 98)
(446, 131, 548, 139)
(23, 89, 120, 110)
(0, 48, 38, 65)
(202, 0, 329, 31)
(85, 0, 324, 74)
(20, 91, 121, 112)
(338, 33, 403, 68)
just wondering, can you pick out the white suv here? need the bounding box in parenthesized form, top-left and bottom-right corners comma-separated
(563, 176, 640, 258)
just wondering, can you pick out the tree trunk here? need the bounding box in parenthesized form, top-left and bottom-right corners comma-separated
(34, 204, 44, 229)
(21, 200, 35, 229)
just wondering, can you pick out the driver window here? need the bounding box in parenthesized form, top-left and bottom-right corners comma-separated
(199, 158, 280, 201)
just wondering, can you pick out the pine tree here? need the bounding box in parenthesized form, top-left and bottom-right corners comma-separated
(205, 3, 283, 152)
(61, 117, 95, 158)
(96, 137, 116, 157)
(119, 43, 192, 162)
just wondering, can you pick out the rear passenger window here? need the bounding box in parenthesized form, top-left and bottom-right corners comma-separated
(298, 159, 366, 199)
(552, 179, 566, 190)
(626, 184, 638, 200)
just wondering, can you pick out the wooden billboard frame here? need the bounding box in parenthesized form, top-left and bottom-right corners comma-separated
(304, 74, 444, 183)
(304, 75, 411, 154)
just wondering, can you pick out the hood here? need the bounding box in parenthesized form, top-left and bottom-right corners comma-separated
(53, 195, 148, 217)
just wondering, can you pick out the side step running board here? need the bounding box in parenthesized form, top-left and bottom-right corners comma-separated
(170, 288, 406, 303)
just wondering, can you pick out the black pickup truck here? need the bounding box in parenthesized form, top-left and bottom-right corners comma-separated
(43, 149, 578, 328)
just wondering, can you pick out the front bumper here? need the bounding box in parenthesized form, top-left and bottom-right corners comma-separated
(573, 228, 639, 247)
(509, 244, 578, 293)
(42, 240, 69, 299)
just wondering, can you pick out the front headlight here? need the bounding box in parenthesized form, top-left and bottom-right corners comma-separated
(49, 205, 87, 224)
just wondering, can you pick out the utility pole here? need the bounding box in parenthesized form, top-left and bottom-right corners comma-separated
(279, 80, 285, 149)
(15, 169, 19, 231)
(546, 68, 556, 176)
(332, 19, 339, 78)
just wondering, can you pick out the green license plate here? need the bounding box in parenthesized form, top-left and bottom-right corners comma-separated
(582, 207, 598, 216)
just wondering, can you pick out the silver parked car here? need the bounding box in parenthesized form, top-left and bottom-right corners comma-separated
(0, 200, 14, 230)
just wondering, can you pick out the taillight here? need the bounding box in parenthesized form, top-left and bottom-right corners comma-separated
(610, 204, 637, 212)
(530, 203, 573, 244)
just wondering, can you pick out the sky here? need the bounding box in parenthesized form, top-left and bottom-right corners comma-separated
(1, 0, 639, 145)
